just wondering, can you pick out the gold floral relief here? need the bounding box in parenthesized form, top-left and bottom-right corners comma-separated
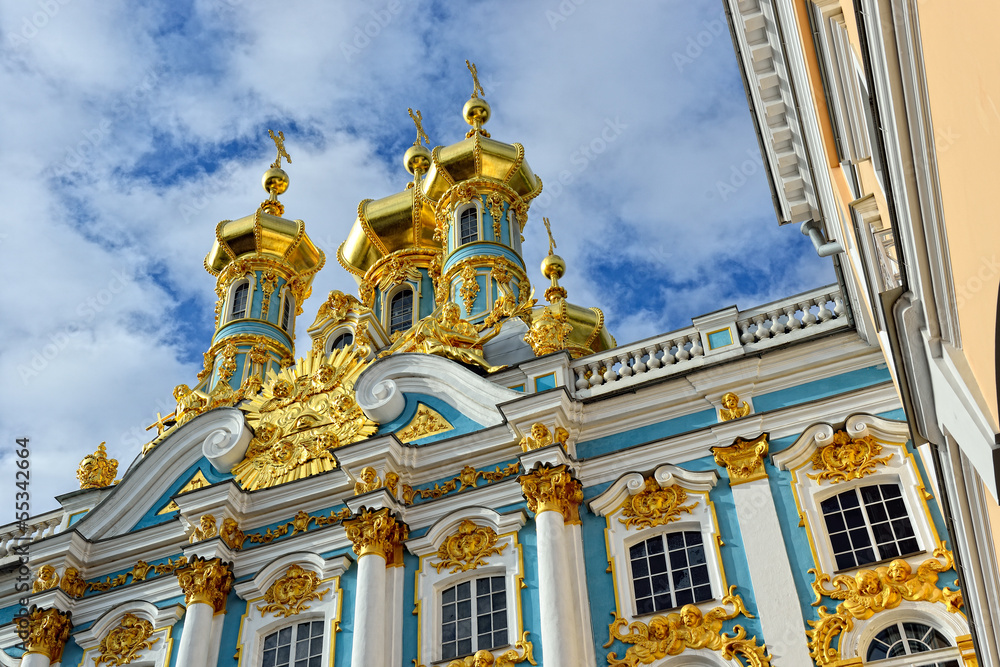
(460, 263, 480, 316)
(712, 433, 769, 485)
(440, 631, 536, 666)
(618, 478, 699, 530)
(518, 464, 583, 522)
(233, 347, 377, 491)
(397, 404, 453, 443)
(807, 541, 963, 665)
(175, 558, 233, 612)
(94, 613, 159, 666)
(77, 442, 118, 489)
(343, 507, 408, 559)
(807, 430, 893, 484)
(605, 586, 770, 667)
(24, 607, 71, 662)
(257, 564, 331, 618)
(401, 462, 521, 504)
(429, 520, 508, 574)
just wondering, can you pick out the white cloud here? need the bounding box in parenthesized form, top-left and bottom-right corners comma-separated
(0, 0, 832, 524)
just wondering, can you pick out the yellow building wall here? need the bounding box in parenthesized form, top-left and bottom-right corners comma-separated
(916, 2, 1000, 430)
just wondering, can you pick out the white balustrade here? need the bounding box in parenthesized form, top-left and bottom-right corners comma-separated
(569, 285, 848, 397)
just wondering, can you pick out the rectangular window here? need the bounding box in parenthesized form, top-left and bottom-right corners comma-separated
(630, 531, 711, 615)
(459, 208, 479, 246)
(442, 576, 507, 661)
(821, 484, 919, 571)
(262, 621, 323, 667)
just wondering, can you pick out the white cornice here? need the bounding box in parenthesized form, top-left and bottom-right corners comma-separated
(589, 465, 719, 518)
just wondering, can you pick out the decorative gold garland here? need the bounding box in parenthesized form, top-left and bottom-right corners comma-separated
(401, 462, 521, 504)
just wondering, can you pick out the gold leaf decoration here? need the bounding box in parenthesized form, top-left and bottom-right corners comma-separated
(618, 478, 699, 530)
(604, 586, 770, 667)
(718, 391, 751, 421)
(518, 464, 583, 523)
(77, 442, 118, 489)
(712, 433, 769, 485)
(443, 631, 536, 666)
(430, 520, 508, 574)
(257, 564, 330, 618)
(460, 263, 480, 316)
(401, 462, 520, 504)
(32, 565, 59, 593)
(233, 347, 377, 491)
(806, 541, 963, 665)
(807, 430, 892, 484)
(94, 613, 159, 666)
(397, 404, 453, 443)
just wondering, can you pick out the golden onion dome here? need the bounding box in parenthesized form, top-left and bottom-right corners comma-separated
(204, 209, 325, 277)
(337, 188, 438, 278)
(421, 134, 540, 201)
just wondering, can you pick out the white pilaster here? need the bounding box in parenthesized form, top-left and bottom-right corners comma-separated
(351, 552, 387, 667)
(173, 601, 215, 667)
(535, 509, 584, 667)
(730, 478, 813, 664)
(19, 654, 50, 667)
(565, 521, 597, 665)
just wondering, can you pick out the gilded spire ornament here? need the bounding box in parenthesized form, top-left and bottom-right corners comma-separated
(407, 108, 429, 147)
(261, 129, 292, 216)
(77, 442, 118, 489)
(524, 219, 574, 357)
(268, 129, 292, 169)
(462, 60, 491, 138)
(466, 59, 485, 99)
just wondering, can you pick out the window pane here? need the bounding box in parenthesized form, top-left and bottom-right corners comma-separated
(460, 208, 479, 245)
(389, 289, 414, 335)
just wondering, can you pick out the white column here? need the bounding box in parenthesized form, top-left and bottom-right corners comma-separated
(20, 654, 50, 667)
(535, 509, 584, 667)
(173, 601, 215, 667)
(351, 552, 387, 667)
(565, 521, 596, 665)
(730, 478, 813, 664)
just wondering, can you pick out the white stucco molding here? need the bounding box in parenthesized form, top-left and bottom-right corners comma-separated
(838, 600, 969, 662)
(772, 413, 912, 471)
(74, 599, 184, 667)
(589, 465, 719, 518)
(354, 353, 519, 426)
(202, 409, 254, 473)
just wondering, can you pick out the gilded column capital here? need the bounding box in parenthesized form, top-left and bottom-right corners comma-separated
(175, 558, 233, 613)
(518, 464, 583, 522)
(343, 507, 408, 559)
(713, 433, 769, 485)
(23, 606, 72, 662)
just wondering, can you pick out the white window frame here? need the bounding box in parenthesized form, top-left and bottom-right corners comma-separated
(838, 603, 969, 665)
(773, 414, 941, 576)
(453, 202, 482, 249)
(260, 618, 325, 667)
(232, 553, 350, 667)
(383, 283, 417, 335)
(325, 327, 355, 356)
(589, 465, 724, 622)
(74, 600, 184, 667)
(226, 275, 255, 323)
(407, 508, 528, 666)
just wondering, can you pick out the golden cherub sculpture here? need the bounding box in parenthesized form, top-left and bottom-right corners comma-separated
(380, 302, 505, 373)
(718, 392, 751, 421)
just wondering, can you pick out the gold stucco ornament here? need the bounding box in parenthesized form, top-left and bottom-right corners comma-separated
(518, 464, 583, 522)
(188, 514, 218, 544)
(430, 519, 508, 574)
(718, 392, 752, 421)
(618, 477, 699, 530)
(380, 301, 506, 373)
(77, 442, 118, 489)
(353, 466, 383, 495)
(232, 347, 377, 491)
(807, 430, 892, 484)
(605, 586, 770, 667)
(518, 422, 569, 452)
(94, 613, 159, 666)
(175, 558, 233, 613)
(32, 565, 59, 593)
(806, 541, 963, 665)
(257, 564, 330, 618)
(713, 433, 769, 485)
(397, 404, 453, 442)
(439, 632, 536, 666)
(23, 607, 72, 662)
(343, 507, 408, 560)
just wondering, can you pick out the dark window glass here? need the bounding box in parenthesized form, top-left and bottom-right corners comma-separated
(330, 332, 354, 351)
(630, 531, 712, 614)
(230, 282, 249, 320)
(866, 621, 955, 663)
(442, 576, 507, 660)
(389, 289, 413, 335)
(281, 295, 294, 331)
(263, 621, 323, 667)
(821, 484, 919, 570)
(459, 207, 478, 245)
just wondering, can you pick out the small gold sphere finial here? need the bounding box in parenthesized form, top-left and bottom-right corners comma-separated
(262, 167, 289, 195)
(463, 96, 491, 128)
(403, 144, 432, 175)
(541, 254, 566, 280)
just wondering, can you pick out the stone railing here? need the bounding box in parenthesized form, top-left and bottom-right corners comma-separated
(570, 285, 848, 398)
(0, 511, 65, 562)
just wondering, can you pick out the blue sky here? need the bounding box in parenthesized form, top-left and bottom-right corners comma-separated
(0, 0, 833, 522)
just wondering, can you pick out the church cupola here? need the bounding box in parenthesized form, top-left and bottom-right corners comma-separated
(202, 131, 325, 394)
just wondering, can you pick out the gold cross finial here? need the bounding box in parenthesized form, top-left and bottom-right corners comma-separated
(466, 59, 485, 99)
(407, 108, 429, 147)
(543, 217, 557, 256)
(268, 129, 292, 169)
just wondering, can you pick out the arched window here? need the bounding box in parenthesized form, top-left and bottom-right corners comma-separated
(330, 331, 354, 351)
(389, 288, 413, 335)
(281, 294, 294, 332)
(459, 207, 478, 246)
(820, 483, 919, 570)
(630, 530, 712, 615)
(441, 576, 507, 662)
(262, 620, 324, 667)
(865, 621, 958, 665)
(230, 281, 249, 320)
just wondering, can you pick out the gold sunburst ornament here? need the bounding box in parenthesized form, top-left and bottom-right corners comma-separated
(232, 347, 378, 491)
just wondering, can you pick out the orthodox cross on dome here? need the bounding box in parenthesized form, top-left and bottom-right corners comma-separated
(543, 217, 557, 256)
(466, 59, 485, 99)
(268, 129, 292, 169)
(407, 108, 429, 147)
